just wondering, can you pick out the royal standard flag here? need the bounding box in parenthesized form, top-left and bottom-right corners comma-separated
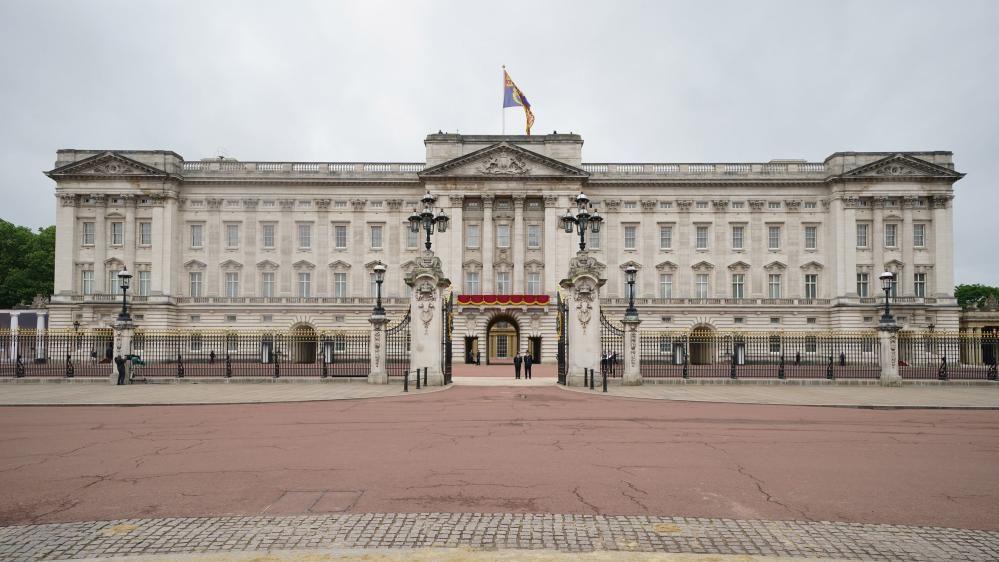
(503, 68, 535, 135)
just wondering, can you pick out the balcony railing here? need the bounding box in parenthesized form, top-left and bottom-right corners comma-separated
(580, 162, 827, 176)
(180, 161, 426, 175)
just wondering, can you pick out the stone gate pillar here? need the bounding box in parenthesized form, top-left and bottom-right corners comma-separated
(111, 319, 134, 385)
(406, 251, 451, 386)
(368, 312, 388, 384)
(622, 316, 642, 385)
(878, 322, 902, 387)
(560, 252, 605, 386)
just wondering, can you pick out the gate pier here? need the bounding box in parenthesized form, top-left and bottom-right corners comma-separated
(559, 252, 605, 386)
(405, 251, 451, 386)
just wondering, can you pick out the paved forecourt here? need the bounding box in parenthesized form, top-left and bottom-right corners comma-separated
(3, 513, 999, 562)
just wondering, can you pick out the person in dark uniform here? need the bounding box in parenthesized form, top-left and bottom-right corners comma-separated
(476, 351, 481, 365)
(524, 352, 533, 379)
(513, 353, 522, 379)
(114, 355, 127, 385)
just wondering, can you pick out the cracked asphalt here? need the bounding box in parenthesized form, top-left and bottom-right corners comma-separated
(1, 385, 997, 530)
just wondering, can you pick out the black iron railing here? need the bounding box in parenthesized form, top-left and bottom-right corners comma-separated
(600, 312, 624, 378)
(898, 332, 999, 380)
(386, 312, 412, 378)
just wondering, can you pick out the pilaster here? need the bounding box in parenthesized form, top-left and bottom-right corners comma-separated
(622, 317, 642, 385)
(368, 313, 389, 384)
(482, 195, 495, 293)
(560, 251, 606, 386)
(878, 322, 902, 386)
(513, 195, 525, 293)
(405, 251, 451, 386)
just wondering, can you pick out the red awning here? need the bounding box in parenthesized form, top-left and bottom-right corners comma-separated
(457, 294, 551, 306)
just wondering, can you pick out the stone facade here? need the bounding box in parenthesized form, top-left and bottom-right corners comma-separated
(46, 133, 963, 363)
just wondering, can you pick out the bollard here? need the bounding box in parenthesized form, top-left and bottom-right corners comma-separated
(589, 368, 595, 390)
(583, 368, 589, 388)
(404, 369, 409, 392)
(602, 368, 608, 393)
(423, 367, 428, 387)
(416, 368, 421, 389)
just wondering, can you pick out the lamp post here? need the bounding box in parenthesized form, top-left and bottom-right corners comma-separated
(558, 192, 603, 252)
(372, 262, 386, 316)
(116, 266, 133, 323)
(879, 271, 895, 324)
(624, 265, 638, 320)
(408, 191, 450, 252)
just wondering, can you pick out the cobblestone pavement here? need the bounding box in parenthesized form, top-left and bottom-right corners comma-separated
(0, 381, 444, 406)
(1, 513, 997, 562)
(567, 383, 999, 408)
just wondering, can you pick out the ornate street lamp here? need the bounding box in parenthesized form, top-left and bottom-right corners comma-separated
(372, 262, 387, 316)
(558, 191, 603, 252)
(879, 271, 895, 324)
(408, 191, 450, 251)
(117, 266, 133, 323)
(624, 265, 639, 320)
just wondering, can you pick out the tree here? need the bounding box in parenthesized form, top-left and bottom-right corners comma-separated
(0, 220, 55, 308)
(954, 283, 999, 310)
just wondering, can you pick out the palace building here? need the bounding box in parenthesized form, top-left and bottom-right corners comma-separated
(45, 133, 963, 364)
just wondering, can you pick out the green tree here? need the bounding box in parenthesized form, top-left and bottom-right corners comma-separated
(0, 220, 55, 308)
(954, 283, 999, 309)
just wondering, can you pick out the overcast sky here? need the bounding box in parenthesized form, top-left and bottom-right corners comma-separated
(0, 0, 996, 283)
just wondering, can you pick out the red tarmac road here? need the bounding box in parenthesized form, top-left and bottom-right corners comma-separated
(1, 384, 997, 530)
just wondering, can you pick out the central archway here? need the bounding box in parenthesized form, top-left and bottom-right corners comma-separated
(486, 314, 520, 365)
(288, 323, 317, 364)
(689, 325, 716, 365)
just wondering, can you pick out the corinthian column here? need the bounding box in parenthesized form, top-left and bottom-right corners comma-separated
(482, 195, 495, 293)
(513, 194, 525, 293)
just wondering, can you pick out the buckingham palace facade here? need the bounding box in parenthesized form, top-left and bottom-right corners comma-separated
(45, 133, 963, 363)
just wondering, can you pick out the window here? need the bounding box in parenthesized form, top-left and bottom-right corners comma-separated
(465, 271, 481, 294)
(768, 274, 782, 298)
(856, 223, 869, 247)
(333, 272, 347, 297)
(82, 270, 94, 295)
(262, 224, 275, 248)
(804, 274, 817, 298)
(767, 226, 781, 250)
(370, 225, 383, 249)
(914, 273, 926, 297)
(733, 317, 744, 324)
(369, 273, 378, 297)
(659, 225, 673, 250)
(769, 336, 781, 353)
(695, 273, 709, 298)
(496, 224, 510, 248)
(190, 224, 204, 248)
(588, 228, 600, 249)
(804, 201, 818, 209)
(885, 223, 898, 247)
(334, 225, 347, 249)
(695, 226, 709, 249)
(807, 317, 817, 325)
(856, 272, 870, 297)
(298, 272, 311, 297)
(111, 222, 124, 245)
(406, 226, 418, 249)
(731, 274, 745, 299)
(624, 225, 637, 250)
(138, 271, 150, 296)
(768, 201, 781, 209)
(624, 201, 638, 209)
(804, 226, 817, 250)
(731, 201, 745, 209)
(695, 201, 708, 209)
(805, 336, 818, 352)
(496, 271, 511, 293)
(139, 222, 152, 246)
(189, 272, 203, 297)
(82, 222, 95, 245)
(466, 224, 480, 248)
(770, 317, 781, 324)
(527, 272, 541, 294)
(659, 274, 673, 298)
(913, 224, 926, 247)
(262, 315, 273, 323)
(298, 223, 312, 249)
(731, 226, 744, 250)
(261, 272, 275, 297)
(190, 334, 202, 351)
(226, 224, 239, 248)
(659, 201, 673, 209)
(334, 200, 347, 208)
(225, 272, 239, 297)
(190, 315, 200, 323)
(527, 225, 541, 248)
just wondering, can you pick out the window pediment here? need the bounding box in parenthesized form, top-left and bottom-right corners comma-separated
(691, 260, 714, 272)
(763, 260, 787, 272)
(619, 260, 642, 271)
(328, 260, 352, 271)
(727, 261, 751, 272)
(220, 259, 243, 270)
(256, 260, 279, 271)
(184, 259, 206, 270)
(655, 260, 678, 272)
(799, 261, 824, 272)
(293, 260, 316, 270)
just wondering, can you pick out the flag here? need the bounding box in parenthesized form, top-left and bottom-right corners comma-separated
(503, 68, 535, 135)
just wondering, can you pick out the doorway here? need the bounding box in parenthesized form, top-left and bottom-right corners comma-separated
(464, 336, 480, 364)
(289, 324, 317, 364)
(486, 315, 520, 364)
(528, 336, 542, 363)
(689, 326, 715, 365)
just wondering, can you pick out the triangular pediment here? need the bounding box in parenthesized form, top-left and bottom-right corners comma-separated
(619, 260, 643, 270)
(764, 260, 787, 271)
(219, 259, 243, 269)
(799, 260, 824, 271)
(419, 142, 588, 179)
(655, 260, 678, 271)
(256, 259, 279, 270)
(727, 260, 751, 271)
(691, 260, 714, 271)
(184, 259, 206, 269)
(524, 259, 545, 268)
(293, 260, 316, 270)
(328, 260, 352, 270)
(46, 151, 170, 179)
(463, 259, 483, 269)
(840, 154, 963, 180)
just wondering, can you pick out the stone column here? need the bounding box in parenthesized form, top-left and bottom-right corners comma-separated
(368, 312, 389, 384)
(932, 195, 954, 297)
(747, 200, 765, 297)
(513, 195, 525, 293)
(543, 195, 560, 294)
(603, 200, 621, 297)
(35, 313, 47, 362)
(111, 319, 134, 385)
(902, 198, 915, 296)
(482, 195, 495, 293)
(878, 322, 902, 386)
(54, 194, 78, 296)
(560, 252, 606, 386)
(9, 312, 19, 361)
(447, 195, 464, 293)
(842, 200, 858, 296)
(124, 195, 137, 274)
(93, 195, 107, 294)
(622, 316, 642, 385)
(406, 251, 451, 386)
(872, 197, 886, 280)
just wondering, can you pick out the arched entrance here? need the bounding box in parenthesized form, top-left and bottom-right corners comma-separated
(689, 325, 716, 365)
(289, 323, 317, 364)
(486, 315, 520, 364)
